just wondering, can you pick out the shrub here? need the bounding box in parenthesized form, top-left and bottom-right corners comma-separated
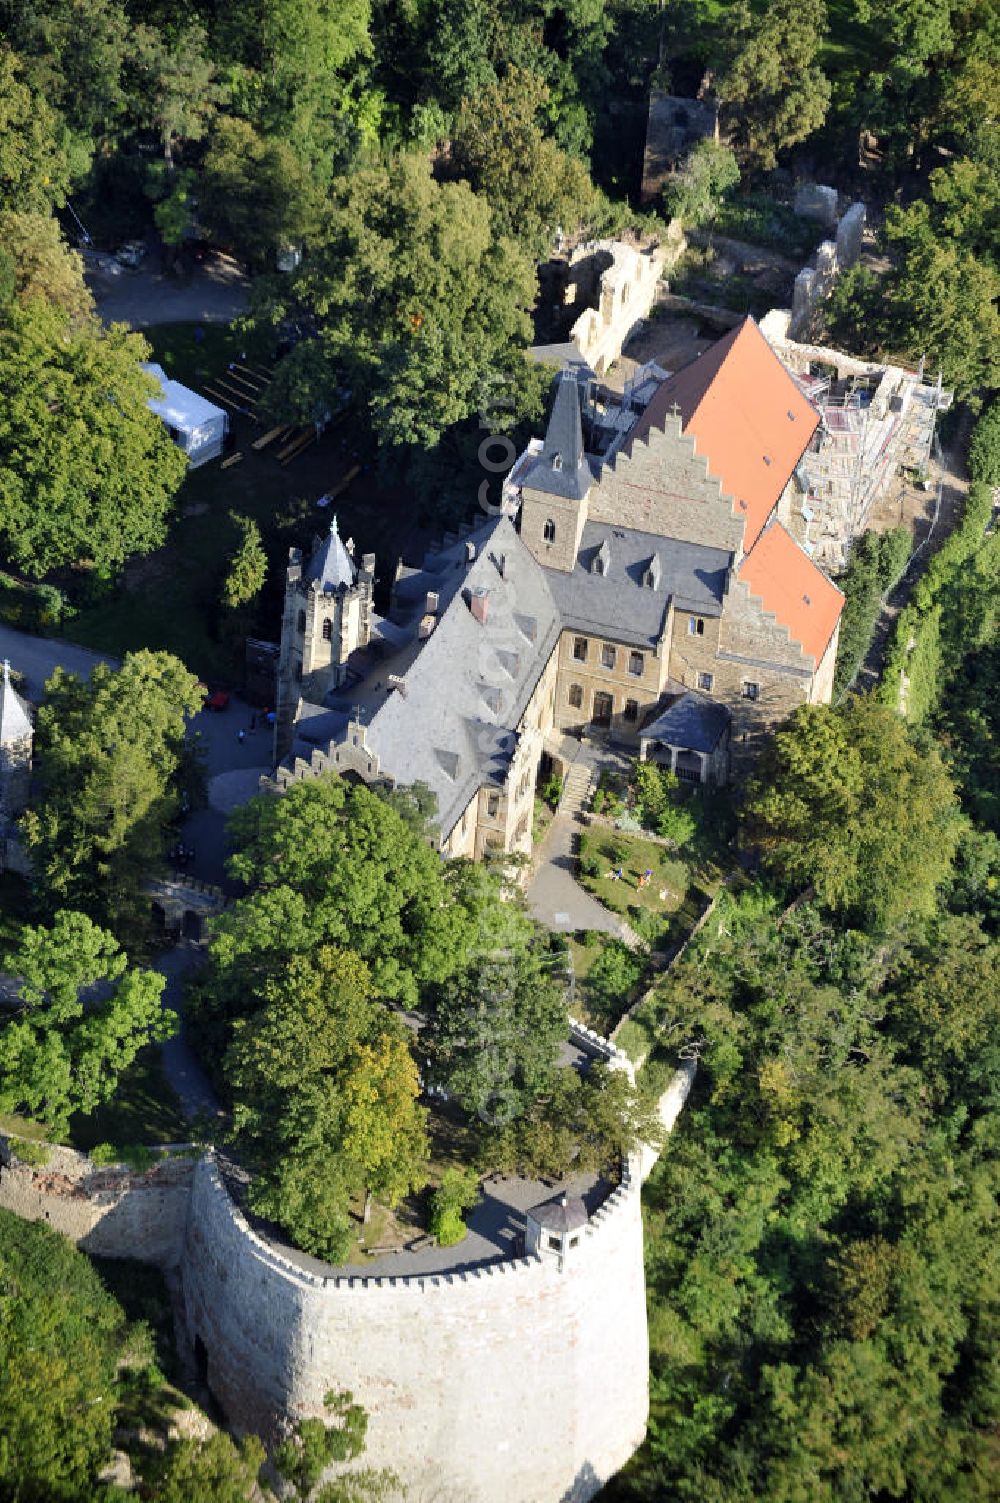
(90, 1142, 156, 1172)
(604, 836, 630, 867)
(12, 1138, 50, 1168)
(585, 940, 644, 1025)
(578, 928, 601, 948)
(540, 775, 563, 809)
(430, 1167, 480, 1247)
(968, 400, 1000, 485)
(656, 802, 697, 848)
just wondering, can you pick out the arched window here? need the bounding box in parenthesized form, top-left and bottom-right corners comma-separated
(543, 518, 556, 543)
(322, 618, 333, 641)
(297, 610, 306, 634)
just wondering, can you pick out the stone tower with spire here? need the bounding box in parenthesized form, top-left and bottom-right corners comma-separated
(519, 369, 593, 573)
(274, 519, 375, 763)
(0, 661, 33, 873)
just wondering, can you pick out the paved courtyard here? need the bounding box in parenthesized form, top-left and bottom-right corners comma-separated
(85, 251, 250, 330)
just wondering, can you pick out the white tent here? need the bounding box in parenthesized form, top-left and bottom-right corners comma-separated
(142, 363, 228, 468)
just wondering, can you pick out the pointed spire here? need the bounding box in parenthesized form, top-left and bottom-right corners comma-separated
(530, 371, 591, 500)
(304, 515, 358, 592)
(0, 661, 32, 746)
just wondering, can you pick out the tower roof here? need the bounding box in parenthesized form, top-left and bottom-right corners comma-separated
(526, 371, 592, 500)
(0, 661, 32, 745)
(304, 517, 357, 592)
(529, 1192, 589, 1235)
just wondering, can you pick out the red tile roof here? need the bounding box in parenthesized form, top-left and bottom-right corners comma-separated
(628, 317, 820, 550)
(738, 522, 844, 665)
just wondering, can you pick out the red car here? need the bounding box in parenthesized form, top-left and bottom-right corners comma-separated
(203, 689, 231, 711)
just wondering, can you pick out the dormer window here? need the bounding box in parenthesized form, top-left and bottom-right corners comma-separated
(591, 539, 611, 577)
(543, 518, 556, 543)
(552, 453, 563, 472)
(688, 616, 705, 636)
(643, 555, 662, 590)
(321, 618, 333, 641)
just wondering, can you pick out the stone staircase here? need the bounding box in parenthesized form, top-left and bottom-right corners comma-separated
(558, 760, 594, 819)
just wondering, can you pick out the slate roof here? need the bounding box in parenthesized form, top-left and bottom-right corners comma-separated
(530, 1192, 589, 1235)
(0, 663, 32, 745)
(640, 691, 730, 753)
(520, 370, 594, 500)
(544, 521, 731, 649)
(738, 520, 845, 665)
(625, 317, 820, 551)
(350, 516, 562, 841)
(303, 517, 357, 592)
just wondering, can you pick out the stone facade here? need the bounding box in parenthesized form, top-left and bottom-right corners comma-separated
(0, 1034, 695, 1503)
(0, 1140, 195, 1266)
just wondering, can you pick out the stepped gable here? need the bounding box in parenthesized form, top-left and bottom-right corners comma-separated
(362, 516, 561, 841)
(626, 316, 820, 551)
(738, 521, 844, 665)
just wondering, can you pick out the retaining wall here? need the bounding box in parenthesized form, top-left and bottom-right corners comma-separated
(181, 1154, 650, 1503)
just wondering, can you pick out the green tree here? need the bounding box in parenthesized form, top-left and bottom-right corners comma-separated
(200, 116, 315, 270)
(0, 1211, 160, 1503)
(743, 698, 961, 926)
(663, 139, 740, 227)
(450, 67, 597, 254)
(0, 910, 170, 1136)
(225, 948, 428, 1259)
(0, 301, 187, 577)
(143, 1432, 266, 1503)
(21, 651, 202, 935)
(221, 512, 267, 610)
(717, 0, 831, 169)
(2, 0, 130, 163)
(429, 1166, 481, 1247)
(216, 773, 470, 1009)
(426, 940, 568, 1124)
(130, 23, 226, 170)
(248, 153, 537, 447)
(0, 211, 93, 321)
(273, 1389, 397, 1503)
(0, 45, 71, 213)
(968, 400, 1000, 486)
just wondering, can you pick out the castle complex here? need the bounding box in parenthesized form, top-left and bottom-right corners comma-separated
(274, 317, 845, 857)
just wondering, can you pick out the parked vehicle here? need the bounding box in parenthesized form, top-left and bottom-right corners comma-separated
(203, 688, 231, 711)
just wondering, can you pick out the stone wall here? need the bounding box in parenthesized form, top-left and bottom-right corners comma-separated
(0, 1140, 195, 1266)
(593, 414, 747, 557)
(181, 1154, 650, 1503)
(786, 201, 866, 339)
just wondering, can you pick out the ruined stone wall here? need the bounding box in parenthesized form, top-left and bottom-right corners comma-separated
(593, 417, 747, 556)
(181, 1155, 650, 1503)
(0, 1141, 194, 1266)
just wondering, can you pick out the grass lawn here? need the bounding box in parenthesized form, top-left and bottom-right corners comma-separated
(580, 827, 691, 924)
(68, 1044, 189, 1154)
(63, 321, 429, 685)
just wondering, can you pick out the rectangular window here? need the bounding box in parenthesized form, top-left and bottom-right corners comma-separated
(601, 643, 616, 670)
(688, 616, 705, 636)
(568, 683, 583, 709)
(628, 650, 644, 677)
(623, 698, 639, 723)
(487, 793, 500, 817)
(573, 636, 588, 661)
(741, 680, 760, 701)
(697, 671, 714, 691)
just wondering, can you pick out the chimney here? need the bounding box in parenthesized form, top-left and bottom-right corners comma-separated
(498, 553, 509, 579)
(418, 614, 436, 639)
(362, 552, 376, 575)
(387, 673, 407, 697)
(465, 540, 477, 564)
(469, 588, 489, 625)
(425, 590, 439, 614)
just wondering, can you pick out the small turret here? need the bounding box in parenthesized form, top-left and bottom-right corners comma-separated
(526, 1191, 589, 1269)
